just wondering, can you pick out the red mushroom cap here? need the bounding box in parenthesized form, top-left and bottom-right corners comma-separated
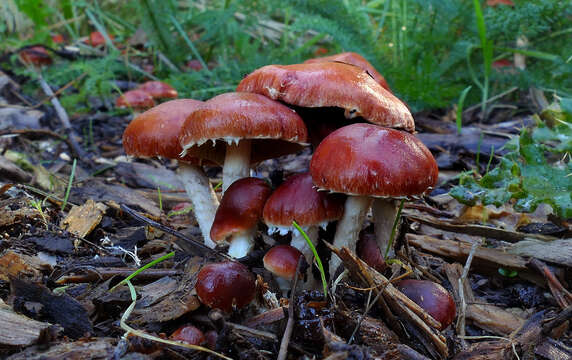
(170, 324, 206, 345)
(310, 123, 438, 197)
(195, 261, 256, 312)
(357, 230, 387, 273)
(263, 245, 304, 280)
(180, 92, 309, 163)
(19, 46, 52, 66)
(116, 90, 155, 110)
(263, 172, 345, 228)
(137, 81, 178, 99)
(210, 177, 272, 243)
(122, 99, 224, 164)
(89, 31, 113, 47)
(236, 62, 413, 132)
(304, 52, 391, 91)
(396, 279, 456, 330)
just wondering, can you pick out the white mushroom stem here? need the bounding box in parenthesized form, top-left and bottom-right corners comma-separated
(372, 198, 399, 259)
(222, 139, 251, 193)
(290, 226, 319, 264)
(330, 196, 373, 275)
(177, 163, 219, 249)
(228, 229, 255, 258)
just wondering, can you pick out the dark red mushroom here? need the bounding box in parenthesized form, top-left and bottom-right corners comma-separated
(263, 245, 304, 293)
(396, 279, 456, 330)
(195, 261, 256, 312)
(116, 89, 155, 114)
(19, 46, 52, 67)
(310, 123, 438, 273)
(357, 230, 387, 273)
(210, 177, 272, 258)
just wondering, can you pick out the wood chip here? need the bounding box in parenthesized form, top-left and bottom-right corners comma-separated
(60, 199, 108, 238)
(0, 251, 44, 282)
(0, 299, 52, 348)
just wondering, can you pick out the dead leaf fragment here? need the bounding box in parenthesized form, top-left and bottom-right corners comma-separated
(60, 199, 108, 238)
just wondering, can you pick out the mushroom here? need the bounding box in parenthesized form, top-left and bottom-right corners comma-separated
(210, 177, 272, 258)
(262, 172, 344, 265)
(116, 89, 155, 116)
(88, 31, 114, 47)
(122, 99, 224, 248)
(179, 92, 309, 193)
(236, 61, 413, 146)
(396, 279, 456, 330)
(137, 81, 178, 100)
(263, 244, 305, 295)
(304, 51, 391, 91)
(310, 123, 438, 274)
(19, 46, 52, 67)
(356, 229, 387, 273)
(170, 324, 206, 345)
(195, 261, 256, 312)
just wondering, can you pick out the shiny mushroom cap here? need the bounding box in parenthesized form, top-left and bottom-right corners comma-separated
(137, 81, 178, 99)
(116, 89, 155, 110)
(179, 92, 309, 163)
(122, 99, 223, 164)
(170, 324, 206, 345)
(263, 172, 345, 231)
(19, 46, 52, 67)
(195, 261, 256, 312)
(310, 123, 438, 198)
(210, 177, 272, 243)
(236, 62, 413, 132)
(263, 245, 304, 280)
(304, 52, 390, 91)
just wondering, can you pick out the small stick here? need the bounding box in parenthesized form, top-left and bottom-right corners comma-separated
(457, 240, 481, 339)
(277, 256, 304, 360)
(37, 73, 88, 160)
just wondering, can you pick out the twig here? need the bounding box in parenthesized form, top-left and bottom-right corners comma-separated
(277, 256, 304, 360)
(463, 86, 519, 115)
(528, 258, 572, 309)
(36, 73, 88, 160)
(457, 239, 481, 339)
(0, 128, 84, 159)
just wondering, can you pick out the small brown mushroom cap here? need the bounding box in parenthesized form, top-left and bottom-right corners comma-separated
(137, 81, 178, 99)
(236, 62, 413, 132)
(210, 177, 272, 243)
(170, 324, 206, 345)
(304, 52, 390, 91)
(122, 99, 224, 164)
(310, 123, 438, 197)
(180, 92, 309, 163)
(357, 230, 387, 273)
(263, 172, 345, 228)
(396, 279, 456, 330)
(195, 261, 256, 312)
(263, 245, 304, 280)
(116, 89, 155, 110)
(19, 46, 52, 66)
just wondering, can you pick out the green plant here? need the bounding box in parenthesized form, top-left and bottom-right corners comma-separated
(292, 220, 327, 297)
(29, 197, 49, 229)
(469, 0, 493, 117)
(61, 158, 77, 211)
(384, 199, 405, 259)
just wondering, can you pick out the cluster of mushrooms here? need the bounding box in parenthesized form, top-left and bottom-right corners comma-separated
(122, 52, 455, 346)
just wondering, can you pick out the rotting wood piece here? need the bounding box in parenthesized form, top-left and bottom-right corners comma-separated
(444, 263, 525, 337)
(60, 199, 108, 238)
(0, 299, 54, 349)
(327, 243, 448, 359)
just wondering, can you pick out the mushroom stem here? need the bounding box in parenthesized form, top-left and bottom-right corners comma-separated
(330, 196, 373, 275)
(178, 163, 219, 249)
(372, 198, 398, 259)
(222, 139, 251, 193)
(227, 229, 255, 258)
(290, 226, 318, 264)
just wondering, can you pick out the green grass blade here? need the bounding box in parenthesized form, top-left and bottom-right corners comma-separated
(61, 158, 77, 211)
(456, 85, 472, 134)
(384, 199, 405, 259)
(109, 251, 175, 292)
(292, 220, 327, 297)
(170, 14, 211, 75)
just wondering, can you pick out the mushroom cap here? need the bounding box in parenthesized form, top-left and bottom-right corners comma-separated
(170, 324, 206, 345)
(263, 245, 304, 280)
(304, 52, 390, 91)
(210, 177, 272, 243)
(236, 62, 413, 132)
(180, 92, 309, 162)
(89, 31, 113, 47)
(263, 172, 345, 228)
(122, 99, 224, 164)
(310, 123, 438, 197)
(19, 46, 52, 66)
(357, 230, 386, 273)
(137, 81, 178, 99)
(396, 279, 456, 330)
(195, 261, 256, 312)
(116, 89, 156, 110)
